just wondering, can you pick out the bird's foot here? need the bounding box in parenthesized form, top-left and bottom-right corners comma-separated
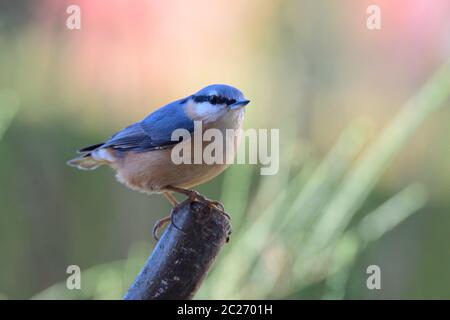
(152, 201, 187, 241)
(166, 186, 229, 218)
(154, 186, 231, 242)
(152, 216, 170, 241)
(185, 190, 230, 219)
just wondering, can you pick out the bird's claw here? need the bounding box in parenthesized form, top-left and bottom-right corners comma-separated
(186, 190, 228, 219)
(153, 188, 230, 241)
(152, 205, 185, 241)
(152, 216, 170, 241)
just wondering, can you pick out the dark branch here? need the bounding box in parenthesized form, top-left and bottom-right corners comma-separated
(123, 200, 231, 300)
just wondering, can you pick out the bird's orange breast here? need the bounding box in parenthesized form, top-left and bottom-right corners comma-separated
(114, 143, 229, 194)
(114, 109, 244, 193)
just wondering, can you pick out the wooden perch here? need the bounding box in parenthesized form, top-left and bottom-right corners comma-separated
(123, 200, 231, 300)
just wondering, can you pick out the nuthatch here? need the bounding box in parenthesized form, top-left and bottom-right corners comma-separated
(68, 84, 250, 239)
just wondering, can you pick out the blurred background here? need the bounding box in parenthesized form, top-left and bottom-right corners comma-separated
(0, 0, 449, 299)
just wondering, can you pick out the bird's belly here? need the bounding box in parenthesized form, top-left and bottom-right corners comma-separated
(115, 113, 243, 193)
(115, 147, 229, 193)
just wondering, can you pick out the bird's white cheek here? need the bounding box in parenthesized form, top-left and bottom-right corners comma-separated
(192, 102, 225, 122)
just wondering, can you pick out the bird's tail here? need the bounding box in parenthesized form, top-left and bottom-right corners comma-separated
(67, 142, 110, 170)
(67, 155, 103, 170)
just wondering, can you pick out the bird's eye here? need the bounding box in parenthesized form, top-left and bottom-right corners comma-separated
(228, 99, 236, 105)
(209, 95, 218, 104)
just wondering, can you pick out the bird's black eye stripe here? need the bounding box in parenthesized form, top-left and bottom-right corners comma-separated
(209, 95, 218, 104)
(193, 95, 236, 105)
(193, 95, 209, 103)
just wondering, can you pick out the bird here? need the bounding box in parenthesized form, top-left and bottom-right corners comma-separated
(68, 84, 250, 239)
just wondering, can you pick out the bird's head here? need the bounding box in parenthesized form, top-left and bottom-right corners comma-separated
(185, 84, 250, 123)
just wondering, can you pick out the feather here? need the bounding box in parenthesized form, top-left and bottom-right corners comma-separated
(67, 156, 102, 170)
(69, 97, 195, 171)
(77, 143, 104, 153)
(102, 98, 194, 152)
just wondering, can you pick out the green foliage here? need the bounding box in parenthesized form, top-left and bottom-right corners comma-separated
(0, 89, 19, 140)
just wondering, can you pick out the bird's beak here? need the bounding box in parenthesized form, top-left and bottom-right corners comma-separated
(229, 99, 250, 110)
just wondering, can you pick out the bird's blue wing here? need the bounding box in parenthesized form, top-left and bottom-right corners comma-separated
(101, 98, 194, 152)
